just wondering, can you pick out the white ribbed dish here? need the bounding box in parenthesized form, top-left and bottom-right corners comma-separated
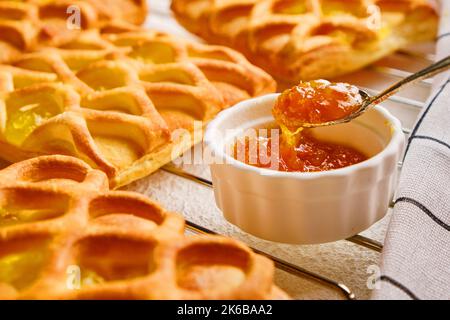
(205, 94, 405, 244)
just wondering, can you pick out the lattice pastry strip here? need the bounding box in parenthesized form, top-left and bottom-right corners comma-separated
(171, 0, 438, 82)
(0, 156, 287, 300)
(0, 27, 276, 187)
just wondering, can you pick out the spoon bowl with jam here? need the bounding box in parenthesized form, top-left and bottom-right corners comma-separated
(273, 55, 449, 130)
(272, 80, 365, 130)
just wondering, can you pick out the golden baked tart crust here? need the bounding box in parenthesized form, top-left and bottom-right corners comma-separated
(0, 155, 288, 300)
(0, 26, 276, 188)
(0, 0, 148, 63)
(171, 0, 439, 83)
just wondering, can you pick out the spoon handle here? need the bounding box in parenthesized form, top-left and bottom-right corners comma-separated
(369, 55, 450, 106)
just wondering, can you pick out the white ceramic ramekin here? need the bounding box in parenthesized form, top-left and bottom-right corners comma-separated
(204, 94, 405, 244)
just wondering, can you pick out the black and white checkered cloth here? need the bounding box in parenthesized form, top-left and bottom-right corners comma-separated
(373, 0, 450, 300)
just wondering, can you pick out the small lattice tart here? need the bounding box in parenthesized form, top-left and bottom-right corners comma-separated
(0, 0, 148, 63)
(0, 155, 288, 300)
(172, 0, 438, 83)
(0, 25, 276, 187)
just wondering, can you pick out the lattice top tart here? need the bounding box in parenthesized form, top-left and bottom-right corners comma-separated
(0, 155, 288, 299)
(172, 0, 438, 83)
(0, 0, 148, 63)
(0, 25, 276, 188)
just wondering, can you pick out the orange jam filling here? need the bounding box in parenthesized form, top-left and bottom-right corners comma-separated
(233, 80, 367, 172)
(272, 80, 363, 128)
(233, 130, 367, 172)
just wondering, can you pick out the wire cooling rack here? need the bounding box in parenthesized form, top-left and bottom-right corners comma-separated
(151, 47, 436, 300)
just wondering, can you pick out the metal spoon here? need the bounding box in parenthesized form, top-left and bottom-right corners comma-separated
(301, 55, 450, 128)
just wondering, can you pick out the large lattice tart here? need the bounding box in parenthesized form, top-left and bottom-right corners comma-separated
(172, 0, 438, 83)
(0, 0, 148, 63)
(0, 155, 288, 300)
(0, 26, 276, 188)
